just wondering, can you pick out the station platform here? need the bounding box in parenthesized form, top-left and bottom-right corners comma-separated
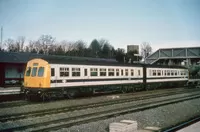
(177, 121, 200, 132)
(0, 87, 22, 95)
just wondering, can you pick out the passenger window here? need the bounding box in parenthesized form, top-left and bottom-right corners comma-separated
(26, 67, 31, 76)
(51, 68, 55, 76)
(116, 69, 119, 76)
(90, 68, 98, 76)
(121, 69, 124, 76)
(38, 67, 44, 77)
(171, 70, 174, 76)
(108, 69, 114, 76)
(131, 69, 134, 76)
(167, 70, 170, 76)
(100, 68, 106, 76)
(31, 67, 37, 77)
(60, 67, 69, 77)
(72, 68, 80, 77)
(157, 70, 161, 76)
(84, 69, 87, 76)
(153, 70, 156, 76)
(138, 70, 141, 76)
(125, 69, 128, 76)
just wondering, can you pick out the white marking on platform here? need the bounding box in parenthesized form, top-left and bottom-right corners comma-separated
(177, 121, 200, 132)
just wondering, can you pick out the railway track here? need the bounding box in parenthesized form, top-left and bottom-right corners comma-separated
(0, 88, 195, 122)
(1, 89, 200, 131)
(0, 87, 183, 109)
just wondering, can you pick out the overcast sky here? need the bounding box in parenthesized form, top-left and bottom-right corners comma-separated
(0, 0, 199, 52)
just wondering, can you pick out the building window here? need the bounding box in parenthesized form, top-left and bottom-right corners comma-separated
(38, 67, 45, 77)
(72, 68, 80, 76)
(100, 68, 106, 76)
(51, 68, 55, 76)
(108, 68, 114, 76)
(90, 68, 98, 76)
(60, 67, 69, 77)
(26, 67, 31, 76)
(31, 67, 37, 77)
(116, 69, 119, 76)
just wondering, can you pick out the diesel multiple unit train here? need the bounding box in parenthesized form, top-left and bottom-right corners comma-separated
(23, 57, 188, 100)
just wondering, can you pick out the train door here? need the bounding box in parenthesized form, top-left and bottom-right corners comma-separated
(50, 67, 56, 88)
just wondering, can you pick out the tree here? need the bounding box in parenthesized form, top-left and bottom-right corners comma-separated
(37, 35, 56, 54)
(140, 42, 152, 59)
(75, 40, 87, 57)
(115, 48, 126, 63)
(4, 38, 16, 52)
(89, 39, 101, 57)
(15, 36, 25, 52)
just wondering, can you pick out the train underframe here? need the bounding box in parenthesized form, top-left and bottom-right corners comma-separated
(23, 80, 188, 101)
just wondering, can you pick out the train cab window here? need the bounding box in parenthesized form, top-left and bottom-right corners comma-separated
(26, 67, 31, 76)
(121, 69, 124, 76)
(90, 68, 98, 76)
(138, 70, 140, 76)
(31, 67, 37, 77)
(130, 69, 134, 76)
(152, 70, 156, 76)
(157, 70, 161, 76)
(125, 69, 128, 76)
(51, 68, 55, 76)
(60, 67, 69, 77)
(38, 67, 44, 77)
(72, 68, 80, 77)
(100, 68, 106, 76)
(108, 68, 114, 76)
(84, 69, 87, 76)
(116, 69, 119, 76)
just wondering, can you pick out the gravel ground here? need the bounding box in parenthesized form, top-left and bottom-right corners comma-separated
(55, 98, 200, 132)
(0, 91, 199, 131)
(0, 88, 181, 116)
(0, 88, 199, 132)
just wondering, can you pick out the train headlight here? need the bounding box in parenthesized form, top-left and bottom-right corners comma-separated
(38, 91, 41, 94)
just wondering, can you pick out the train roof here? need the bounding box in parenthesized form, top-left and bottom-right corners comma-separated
(0, 51, 187, 69)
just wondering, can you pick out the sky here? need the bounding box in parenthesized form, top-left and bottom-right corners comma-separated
(0, 0, 200, 52)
